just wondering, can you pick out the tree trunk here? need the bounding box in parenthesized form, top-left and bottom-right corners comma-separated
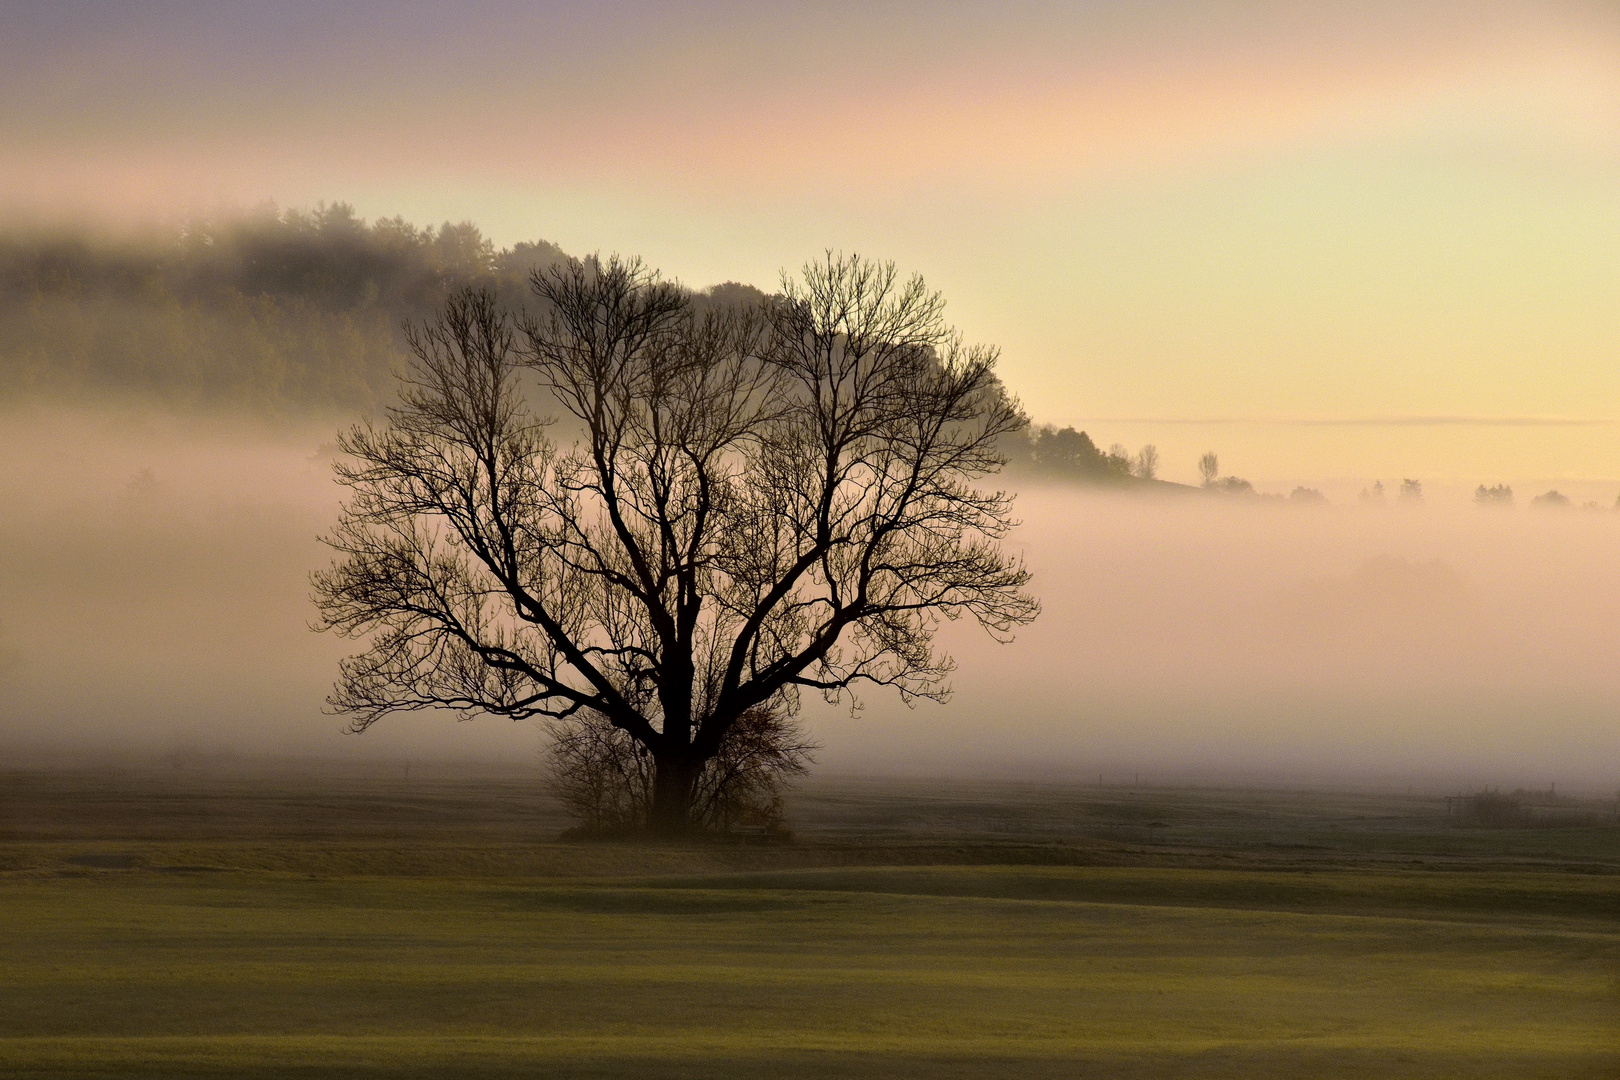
(648, 753, 700, 836)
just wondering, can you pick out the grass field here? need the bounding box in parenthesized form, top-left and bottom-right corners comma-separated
(1, 767, 1616, 1078)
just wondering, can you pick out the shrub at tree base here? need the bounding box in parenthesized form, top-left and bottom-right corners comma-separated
(547, 706, 814, 837)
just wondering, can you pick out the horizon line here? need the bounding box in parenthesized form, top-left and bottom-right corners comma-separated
(1053, 416, 1613, 428)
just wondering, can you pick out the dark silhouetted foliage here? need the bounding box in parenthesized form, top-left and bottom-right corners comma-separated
(1458, 790, 1530, 828)
(0, 204, 569, 413)
(1001, 425, 1165, 485)
(1211, 476, 1254, 494)
(547, 705, 814, 836)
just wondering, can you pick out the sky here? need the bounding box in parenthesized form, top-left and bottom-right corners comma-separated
(6, 1, 1620, 483)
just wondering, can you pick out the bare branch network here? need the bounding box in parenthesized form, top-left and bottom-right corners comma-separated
(312, 253, 1038, 828)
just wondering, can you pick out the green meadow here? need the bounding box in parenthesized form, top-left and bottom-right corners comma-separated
(1, 769, 1616, 1079)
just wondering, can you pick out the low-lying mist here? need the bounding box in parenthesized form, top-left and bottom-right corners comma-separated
(2, 405, 1616, 792)
(820, 482, 1620, 791)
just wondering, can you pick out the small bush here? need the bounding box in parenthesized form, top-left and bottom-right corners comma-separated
(546, 707, 815, 836)
(1458, 791, 1530, 828)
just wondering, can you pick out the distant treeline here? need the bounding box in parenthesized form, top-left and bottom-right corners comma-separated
(3, 205, 1168, 489)
(1000, 425, 1164, 485)
(0, 204, 576, 413)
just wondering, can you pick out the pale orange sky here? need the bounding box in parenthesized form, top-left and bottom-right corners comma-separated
(6, 0, 1620, 484)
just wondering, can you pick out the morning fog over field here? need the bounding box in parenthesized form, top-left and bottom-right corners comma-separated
(5, 0, 1620, 797)
(3, 402, 1616, 789)
(7, 9, 1620, 1076)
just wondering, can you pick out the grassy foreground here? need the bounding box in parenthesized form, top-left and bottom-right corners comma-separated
(1, 770, 1616, 1078)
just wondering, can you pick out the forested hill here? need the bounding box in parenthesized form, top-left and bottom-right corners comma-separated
(0, 204, 1166, 488)
(0, 204, 583, 414)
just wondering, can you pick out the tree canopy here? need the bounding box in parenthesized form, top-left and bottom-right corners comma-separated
(313, 254, 1038, 831)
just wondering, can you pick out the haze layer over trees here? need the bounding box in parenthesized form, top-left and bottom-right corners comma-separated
(0, 208, 1136, 489)
(0, 204, 569, 412)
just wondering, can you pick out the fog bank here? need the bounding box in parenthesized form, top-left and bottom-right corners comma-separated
(2, 407, 1617, 791)
(813, 483, 1620, 791)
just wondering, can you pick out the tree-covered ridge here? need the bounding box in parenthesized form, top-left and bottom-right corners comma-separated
(0, 204, 1146, 489)
(0, 204, 572, 413)
(999, 424, 1180, 487)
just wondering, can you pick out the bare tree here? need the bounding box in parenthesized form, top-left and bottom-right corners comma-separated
(1133, 444, 1158, 480)
(312, 255, 1038, 833)
(1198, 452, 1219, 487)
(1104, 442, 1128, 468)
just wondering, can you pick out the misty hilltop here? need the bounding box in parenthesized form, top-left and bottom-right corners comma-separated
(0, 204, 582, 414)
(0, 204, 1165, 490)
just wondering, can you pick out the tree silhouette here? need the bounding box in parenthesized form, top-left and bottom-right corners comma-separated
(313, 255, 1038, 832)
(1134, 445, 1159, 480)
